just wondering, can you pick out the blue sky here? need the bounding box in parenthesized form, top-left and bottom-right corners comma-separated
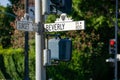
(0, 0, 10, 7)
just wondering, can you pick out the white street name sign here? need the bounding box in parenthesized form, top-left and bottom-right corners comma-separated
(17, 21, 35, 31)
(44, 20, 85, 32)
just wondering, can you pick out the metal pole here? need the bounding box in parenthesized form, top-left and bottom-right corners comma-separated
(24, 0, 29, 80)
(35, 0, 46, 80)
(114, 0, 118, 80)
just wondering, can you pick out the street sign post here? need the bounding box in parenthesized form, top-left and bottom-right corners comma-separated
(44, 20, 85, 32)
(17, 20, 35, 31)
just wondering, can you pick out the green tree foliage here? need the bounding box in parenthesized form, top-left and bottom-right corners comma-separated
(0, 46, 24, 79)
(0, 44, 35, 80)
(0, 6, 15, 48)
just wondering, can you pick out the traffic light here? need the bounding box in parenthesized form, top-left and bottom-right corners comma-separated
(50, 0, 72, 14)
(109, 39, 116, 54)
(48, 37, 72, 61)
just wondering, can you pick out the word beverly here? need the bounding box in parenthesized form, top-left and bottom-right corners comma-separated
(45, 23, 65, 32)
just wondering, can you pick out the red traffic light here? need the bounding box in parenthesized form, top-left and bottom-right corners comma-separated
(110, 39, 115, 46)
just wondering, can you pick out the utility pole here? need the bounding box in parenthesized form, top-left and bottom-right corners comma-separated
(35, 0, 46, 80)
(114, 0, 118, 80)
(24, 0, 29, 80)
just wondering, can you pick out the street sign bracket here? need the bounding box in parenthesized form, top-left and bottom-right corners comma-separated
(55, 13, 73, 23)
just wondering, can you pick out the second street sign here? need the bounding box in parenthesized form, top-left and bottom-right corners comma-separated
(17, 21, 35, 31)
(44, 20, 85, 32)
